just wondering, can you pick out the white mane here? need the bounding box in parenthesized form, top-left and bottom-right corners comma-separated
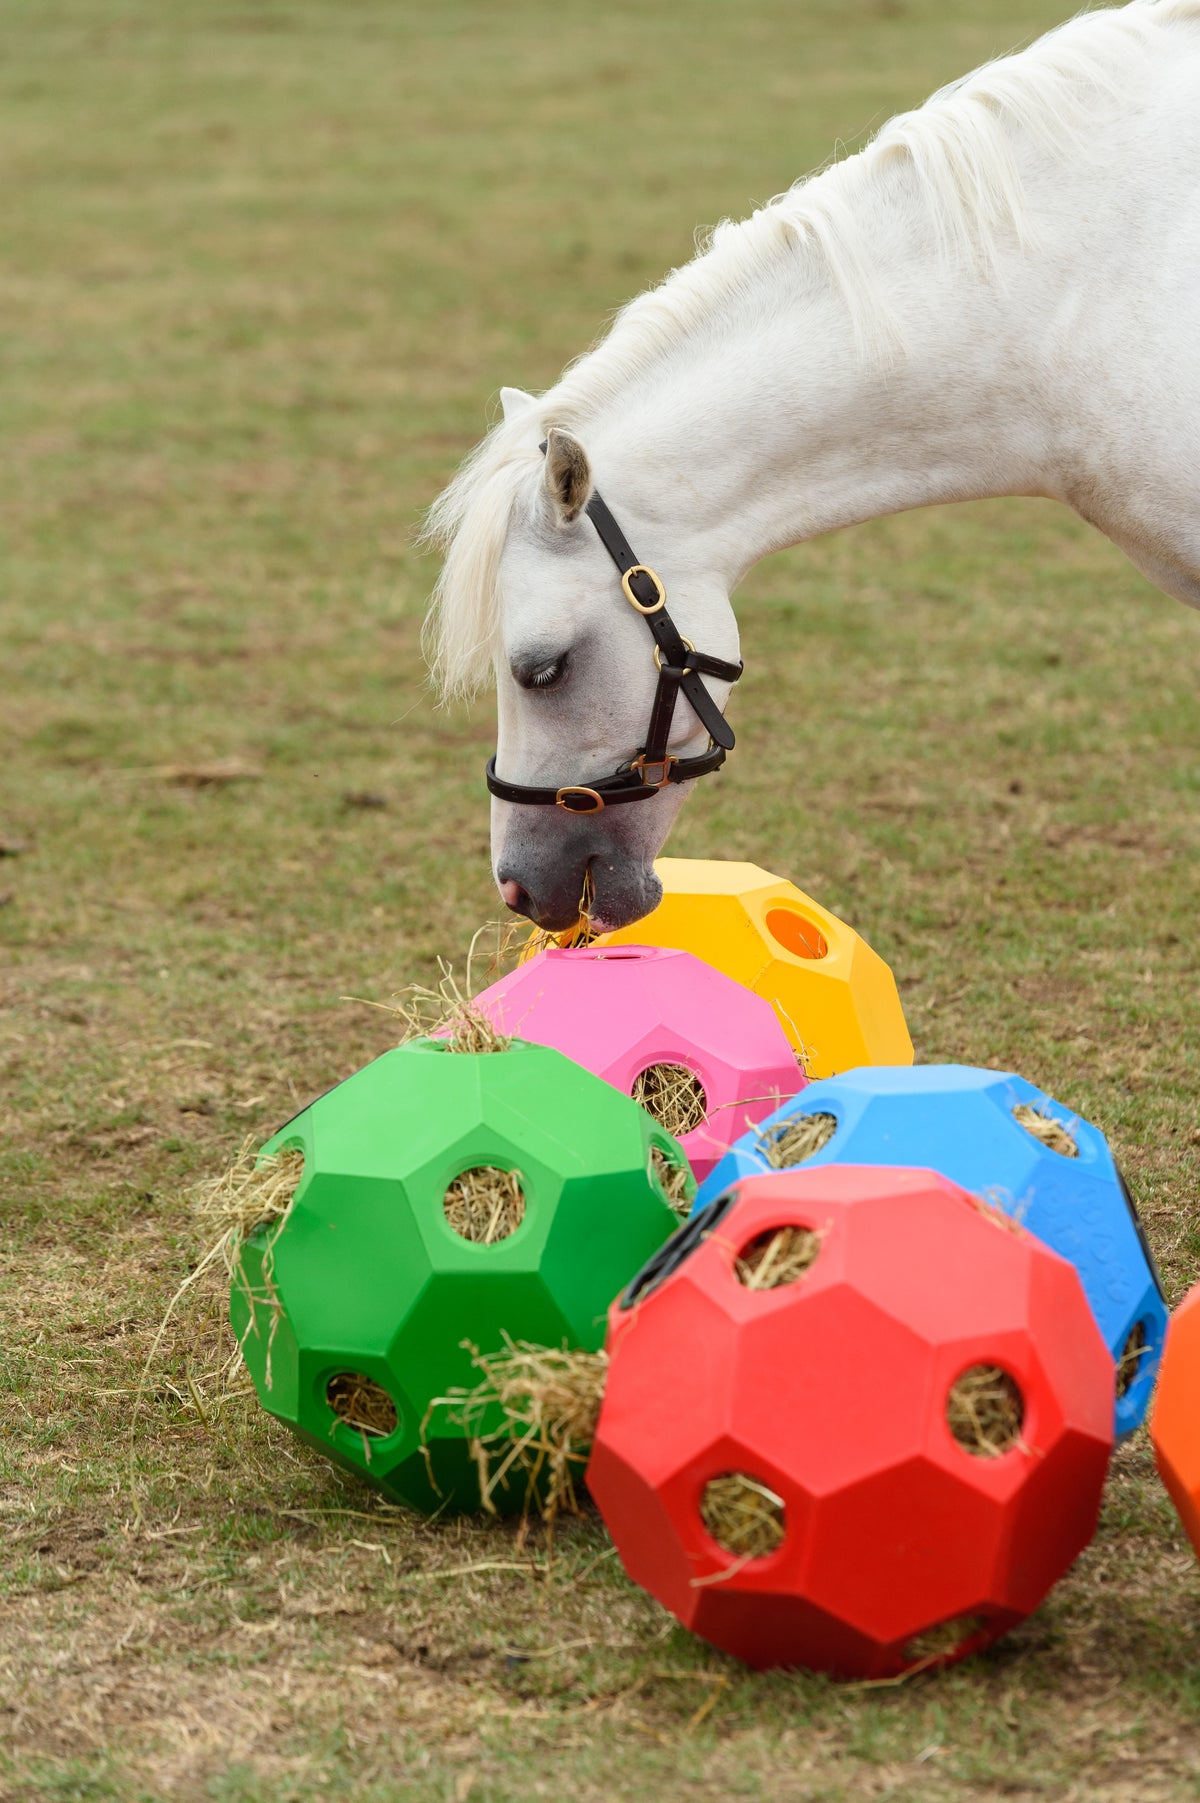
(422, 0, 1200, 698)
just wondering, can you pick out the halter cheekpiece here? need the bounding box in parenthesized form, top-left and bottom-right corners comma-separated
(484, 447, 743, 814)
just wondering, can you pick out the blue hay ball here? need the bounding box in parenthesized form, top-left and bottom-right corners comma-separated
(693, 1064, 1166, 1440)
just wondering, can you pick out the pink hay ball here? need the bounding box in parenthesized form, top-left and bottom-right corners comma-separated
(471, 944, 805, 1180)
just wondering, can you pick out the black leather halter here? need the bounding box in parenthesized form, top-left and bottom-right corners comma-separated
(484, 459, 743, 815)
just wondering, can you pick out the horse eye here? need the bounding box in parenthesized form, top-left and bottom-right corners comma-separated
(519, 654, 568, 692)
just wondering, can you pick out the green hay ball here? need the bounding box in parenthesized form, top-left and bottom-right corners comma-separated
(231, 1037, 684, 1514)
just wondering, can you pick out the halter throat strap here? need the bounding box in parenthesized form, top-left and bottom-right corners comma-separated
(484, 454, 743, 814)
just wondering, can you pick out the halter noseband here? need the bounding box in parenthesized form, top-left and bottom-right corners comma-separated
(484, 454, 743, 815)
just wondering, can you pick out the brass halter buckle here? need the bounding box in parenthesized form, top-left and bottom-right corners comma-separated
(653, 636, 694, 674)
(555, 785, 605, 814)
(630, 754, 678, 790)
(620, 564, 667, 615)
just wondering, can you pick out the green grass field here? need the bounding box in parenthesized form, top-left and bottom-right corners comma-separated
(3, 1, 1200, 1797)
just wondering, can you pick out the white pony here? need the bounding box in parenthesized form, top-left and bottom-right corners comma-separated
(424, 0, 1200, 931)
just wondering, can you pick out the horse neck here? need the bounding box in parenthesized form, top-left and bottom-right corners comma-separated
(577, 178, 1070, 587)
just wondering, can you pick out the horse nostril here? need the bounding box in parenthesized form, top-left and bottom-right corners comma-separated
(498, 878, 534, 918)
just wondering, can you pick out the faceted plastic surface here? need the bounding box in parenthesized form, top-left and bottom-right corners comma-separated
(595, 857, 912, 1078)
(472, 944, 802, 1180)
(232, 1038, 681, 1513)
(693, 1065, 1166, 1440)
(587, 1166, 1114, 1678)
(1151, 1286, 1200, 1555)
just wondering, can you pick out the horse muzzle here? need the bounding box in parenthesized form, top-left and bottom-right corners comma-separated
(495, 816, 665, 933)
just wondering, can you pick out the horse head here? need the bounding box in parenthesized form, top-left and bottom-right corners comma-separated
(466, 387, 741, 932)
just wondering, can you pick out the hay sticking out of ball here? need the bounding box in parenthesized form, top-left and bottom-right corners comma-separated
(650, 1145, 693, 1217)
(327, 1371, 399, 1439)
(735, 1225, 821, 1290)
(1012, 1102, 1078, 1158)
(700, 1473, 786, 1560)
(771, 1002, 817, 1078)
(946, 1364, 1024, 1458)
(633, 1062, 707, 1138)
(453, 1336, 608, 1522)
(196, 1142, 306, 1254)
(443, 1166, 526, 1244)
(197, 1142, 307, 1392)
(1116, 1321, 1148, 1398)
(756, 1111, 838, 1170)
(135, 1141, 307, 1453)
(398, 959, 511, 1053)
(904, 1614, 986, 1667)
(346, 935, 511, 1053)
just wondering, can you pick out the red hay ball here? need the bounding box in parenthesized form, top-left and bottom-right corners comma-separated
(585, 1164, 1115, 1678)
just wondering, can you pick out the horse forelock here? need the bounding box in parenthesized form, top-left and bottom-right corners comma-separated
(419, 423, 541, 699)
(423, 0, 1200, 698)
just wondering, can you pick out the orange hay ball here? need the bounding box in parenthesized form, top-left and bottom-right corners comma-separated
(596, 858, 911, 1080)
(1151, 1285, 1200, 1554)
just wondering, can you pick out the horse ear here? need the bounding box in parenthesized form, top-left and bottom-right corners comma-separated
(543, 426, 593, 525)
(499, 385, 537, 422)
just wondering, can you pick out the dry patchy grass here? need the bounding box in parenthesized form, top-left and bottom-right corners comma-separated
(3, 0, 1200, 1797)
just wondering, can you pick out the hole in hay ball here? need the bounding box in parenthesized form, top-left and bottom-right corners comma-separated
(444, 1167, 526, 1244)
(1116, 1321, 1148, 1398)
(765, 906, 828, 961)
(946, 1364, 1025, 1458)
(650, 1145, 692, 1217)
(735, 1225, 821, 1290)
(1012, 1102, 1078, 1158)
(756, 1111, 838, 1170)
(632, 1063, 707, 1138)
(904, 1614, 987, 1667)
(326, 1372, 399, 1439)
(700, 1472, 786, 1560)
